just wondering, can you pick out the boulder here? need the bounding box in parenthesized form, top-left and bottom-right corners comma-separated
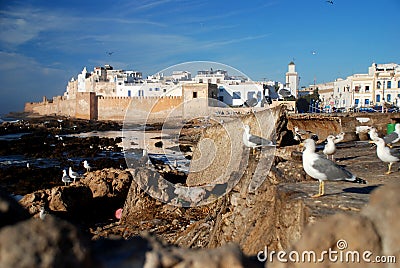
(0, 216, 91, 268)
(0, 188, 30, 228)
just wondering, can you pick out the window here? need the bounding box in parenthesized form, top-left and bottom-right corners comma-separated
(155, 87, 160, 91)
(233, 91, 241, 99)
(128, 90, 131, 97)
(387, 94, 392, 102)
(193, 92, 198, 98)
(355, 99, 360, 105)
(149, 88, 152, 91)
(376, 94, 381, 102)
(355, 86, 360, 93)
(377, 81, 381, 89)
(398, 81, 400, 88)
(365, 99, 369, 105)
(387, 81, 392, 89)
(365, 86, 370, 92)
(337, 88, 340, 93)
(163, 88, 167, 93)
(199, 79, 203, 83)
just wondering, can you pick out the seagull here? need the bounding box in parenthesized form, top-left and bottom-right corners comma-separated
(107, 51, 114, 56)
(326, 0, 333, 4)
(68, 167, 81, 183)
(39, 207, 47, 220)
(333, 132, 345, 144)
(301, 139, 366, 198)
(242, 125, 275, 153)
(62, 170, 72, 186)
(383, 123, 400, 148)
(83, 160, 92, 172)
(293, 126, 319, 142)
(368, 127, 379, 141)
(323, 135, 336, 160)
(369, 137, 400, 174)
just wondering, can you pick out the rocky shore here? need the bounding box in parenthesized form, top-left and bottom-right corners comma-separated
(1, 110, 400, 267)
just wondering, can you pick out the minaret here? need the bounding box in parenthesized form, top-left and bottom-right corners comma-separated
(285, 61, 299, 98)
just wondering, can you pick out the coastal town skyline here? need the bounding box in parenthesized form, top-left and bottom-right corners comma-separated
(0, 0, 399, 115)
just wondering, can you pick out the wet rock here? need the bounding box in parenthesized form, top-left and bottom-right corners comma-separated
(0, 188, 30, 228)
(0, 216, 91, 268)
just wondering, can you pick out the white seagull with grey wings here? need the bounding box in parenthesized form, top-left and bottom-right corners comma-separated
(301, 139, 366, 198)
(242, 125, 275, 153)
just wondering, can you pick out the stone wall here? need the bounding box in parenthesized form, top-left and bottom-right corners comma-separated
(25, 96, 76, 117)
(98, 96, 183, 122)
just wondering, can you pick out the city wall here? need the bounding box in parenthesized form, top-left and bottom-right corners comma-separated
(25, 93, 184, 122)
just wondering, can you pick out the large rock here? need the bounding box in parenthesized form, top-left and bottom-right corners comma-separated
(0, 216, 91, 268)
(362, 183, 400, 262)
(271, 213, 381, 268)
(0, 188, 30, 228)
(80, 168, 132, 199)
(19, 185, 93, 217)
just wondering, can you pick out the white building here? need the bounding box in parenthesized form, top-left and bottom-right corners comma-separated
(217, 82, 266, 107)
(310, 62, 400, 112)
(285, 61, 299, 98)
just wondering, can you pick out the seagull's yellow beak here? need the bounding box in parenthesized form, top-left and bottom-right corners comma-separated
(368, 141, 374, 144)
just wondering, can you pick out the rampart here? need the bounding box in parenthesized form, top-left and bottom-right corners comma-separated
(25, 93, 184, 122)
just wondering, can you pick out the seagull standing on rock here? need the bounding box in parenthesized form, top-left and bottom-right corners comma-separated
(62, 170, 72, 186)
(333, 132, 345, 144)
(68, 167, 81, 183)
(369, 137, 400, 174)
(242, 125, 275, 153)
(368, 127, 379, 141)
(301, 139, 366, 198)
(323, 135, 337, 160)
(83, 160, 91, 172)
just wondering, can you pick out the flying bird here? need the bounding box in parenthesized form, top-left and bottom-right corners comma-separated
(326, 0, 334, 4)
(301, 139, 366, 198)
(107, 51, 114, 56)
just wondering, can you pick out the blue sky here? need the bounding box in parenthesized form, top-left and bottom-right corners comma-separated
(0, 0, 399, 115)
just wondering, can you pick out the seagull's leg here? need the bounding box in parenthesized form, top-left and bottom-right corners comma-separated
(321, 181, 325, 196)
(312, 181, 323, 198)
(386, 163, 393, 174)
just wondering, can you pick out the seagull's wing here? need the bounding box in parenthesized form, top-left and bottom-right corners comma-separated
(311, 156, 353, 181)
(383, 132, 399, 144)
(249, 134, 274, 146)
(389, 147, 400, 158)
